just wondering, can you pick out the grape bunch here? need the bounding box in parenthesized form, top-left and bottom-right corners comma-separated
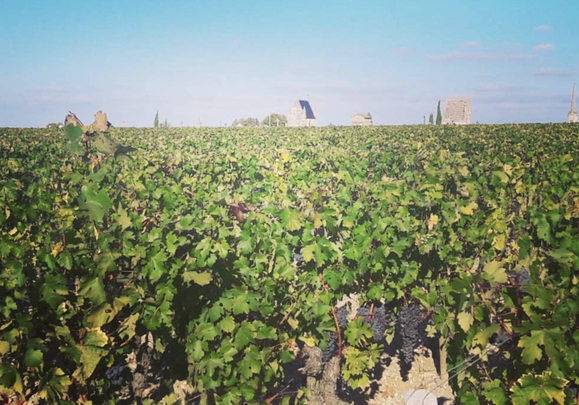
(517, 268, 531, 286)
(322, 331, 340, 362)
(397, 305, 424, 368)
(492, 328, 511, 345)
(105, 364, 125, 386)
(322, 307, 348, 362)
(366, 305, 393, 343)
(293, 250, 304, 266)
(508, 268, 531, 293)
(335, 306, 348, 329)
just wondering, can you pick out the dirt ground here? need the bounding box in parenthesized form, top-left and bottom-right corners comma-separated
(368, 348, 454, 405)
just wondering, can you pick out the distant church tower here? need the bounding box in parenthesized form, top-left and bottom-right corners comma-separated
(568, 83, 578, 123)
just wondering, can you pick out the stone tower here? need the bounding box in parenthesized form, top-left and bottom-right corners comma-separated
(442, 98, 472, 125)
(568, 83, 578, 123)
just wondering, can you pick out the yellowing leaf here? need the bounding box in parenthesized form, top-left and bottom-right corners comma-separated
(492, 233, 506, 251)
(472, 324, 500, 347)
(182, 271, 213, 286)
(427, 213, 439, 230)
(460, 202, 478, 215)
(457, 311, 474, 333)
(429, 214, 439, 226)
(279, 149, 291, 163)
(0, 341, 10, 355)
(313, 213, 323, 228)
(8, 227, 17, 236)
(483, 260, 508, 285)
(84, 328, 108, 347)
(503, 164, 513, 176)
(301, 244, 316, 264)
(458, 166, 469, 177)
(299, 336, 316, 347)
(287, 317, 299, 330)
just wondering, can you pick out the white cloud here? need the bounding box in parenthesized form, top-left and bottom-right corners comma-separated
(533, 68, 574, 77)
(461, 41, 479, 48)
(429, 51, 537, 62)
(535, 25, 552, 31)
(533, 44, 555, 51)
(470, 84, 568, 106)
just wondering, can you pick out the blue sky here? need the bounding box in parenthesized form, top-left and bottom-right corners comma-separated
(1, 0, 578, 127)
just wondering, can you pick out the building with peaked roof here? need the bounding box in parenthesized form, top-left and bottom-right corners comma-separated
(287, 100, 317, 127)
(568, 83, 578, 123)
(442, 98, 471, 125)
(351, 113, 373, 126)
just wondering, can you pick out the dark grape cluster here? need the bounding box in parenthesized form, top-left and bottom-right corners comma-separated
(293, 250, 304, 265)
(322, 307, 348, 362)
(322, 331, 340, 362)
(105, 364, 125, 386)
(335, 306, 348, 329)
(492, 329, 511, 345)
(517, 268, 531, 286)
(366, 305, 393, 343)
(568, 385, 578, 400)
(397, 305, 424, 369)
(508, 268, 531, 293)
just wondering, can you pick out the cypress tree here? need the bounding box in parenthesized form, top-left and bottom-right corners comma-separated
(436, 101, 442, 125)
(154, 111, 159, 128)
(429, 113, 434, 124)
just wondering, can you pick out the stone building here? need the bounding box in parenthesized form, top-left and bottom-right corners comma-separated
(442, 98, 471, 125)
(351, 113, 373, 126)
(287, 100, 317, 127)
(567, 83, 578, 123)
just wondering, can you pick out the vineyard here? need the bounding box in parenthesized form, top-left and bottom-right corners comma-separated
(1, 124, 578, 404)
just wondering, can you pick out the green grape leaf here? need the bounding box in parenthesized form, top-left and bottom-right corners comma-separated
(79, 277, 106, 306)
(234, 322, 256, 350)
(24, 348, 43, 368)
(279, 208, 303, 231)
(301, 244, 316, 264)
(218, 316, 236, 333)
(65, 124, 84, 155)
(117, 204, 133, 231)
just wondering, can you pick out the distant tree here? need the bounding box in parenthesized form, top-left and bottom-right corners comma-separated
(231, 118, 260, 127)
(164, 118, 168, 128)
(436, 101, 442, 125)
(262, 113, 287, 127)
(429, 113, 434, 124)
(154, 111, 159, 128)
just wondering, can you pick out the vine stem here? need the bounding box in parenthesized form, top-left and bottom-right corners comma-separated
(278, 302, 297, 326)
(476, 282, 513, 336)
(330, 305, 343, 358)
(264, 381, 296, 404)
(319, 274, 343, 358)
(480, 359, 492, 382)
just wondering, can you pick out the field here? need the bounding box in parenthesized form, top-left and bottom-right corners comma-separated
(1, 124, 578, 404)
